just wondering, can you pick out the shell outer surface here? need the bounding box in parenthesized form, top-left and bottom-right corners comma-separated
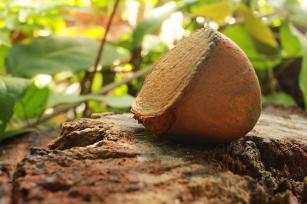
(131, 28, 262, 143)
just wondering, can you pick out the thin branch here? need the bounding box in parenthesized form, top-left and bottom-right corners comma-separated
(25, 67, 151, 129)
(80, 0, 120, 116)
(92, 0, 120, 78)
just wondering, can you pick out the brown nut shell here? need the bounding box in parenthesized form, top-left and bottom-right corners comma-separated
(131, 28, 262, 143)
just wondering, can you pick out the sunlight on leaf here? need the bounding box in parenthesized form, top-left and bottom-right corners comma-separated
(132, 2, 180, 49)
(50, 113, 69, 125)
(92, 72, 103, 93)
(60, 26, 105, 40)
(238, 4, 278, 48)
(191, 0, 233, 25)
(0, 31, 11, 47)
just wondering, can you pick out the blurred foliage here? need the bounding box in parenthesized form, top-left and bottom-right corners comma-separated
(0, 0, 307, 140)
(6, 36, 129, 77)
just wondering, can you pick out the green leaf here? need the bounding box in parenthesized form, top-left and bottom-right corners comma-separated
(238, 4, 278, 48)
(0, 46, 9, 73)
(0, 76, 31, 135)
(222, 24, 280, 70)
(280, 23, 302, 57)
(14, 84, 49, 119)
(191, 0, 233, 25)
(48, 94, 135, 109)
(0, 30, 11, 47)
(0, 128, 34, 142)
(132, 2, 180, 49)
(92, 72, 103, 93)
(5, 36, 129, 78)
(263, 92, 296, 106)
(290, 25, 307, 110)
(222, 25, 258, 57)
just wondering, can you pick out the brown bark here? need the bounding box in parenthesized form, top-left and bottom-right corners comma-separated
(0, 106, 306, 203)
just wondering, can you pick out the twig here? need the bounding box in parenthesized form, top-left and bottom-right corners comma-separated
(80, 0, 120, 116)
(128, 47, 143, 96)
(25, 67, 151, 128)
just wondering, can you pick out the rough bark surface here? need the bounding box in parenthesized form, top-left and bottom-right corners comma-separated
(0, 107, 307, 204)
(0, 164, 11, 204)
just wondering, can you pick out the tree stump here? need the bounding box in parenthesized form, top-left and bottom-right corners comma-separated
(3, 106, 307, 203)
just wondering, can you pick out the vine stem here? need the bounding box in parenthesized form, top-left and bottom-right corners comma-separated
(80, 0, 120, 116)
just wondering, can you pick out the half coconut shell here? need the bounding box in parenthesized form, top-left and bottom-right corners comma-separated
(131, 28, 262, 143)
